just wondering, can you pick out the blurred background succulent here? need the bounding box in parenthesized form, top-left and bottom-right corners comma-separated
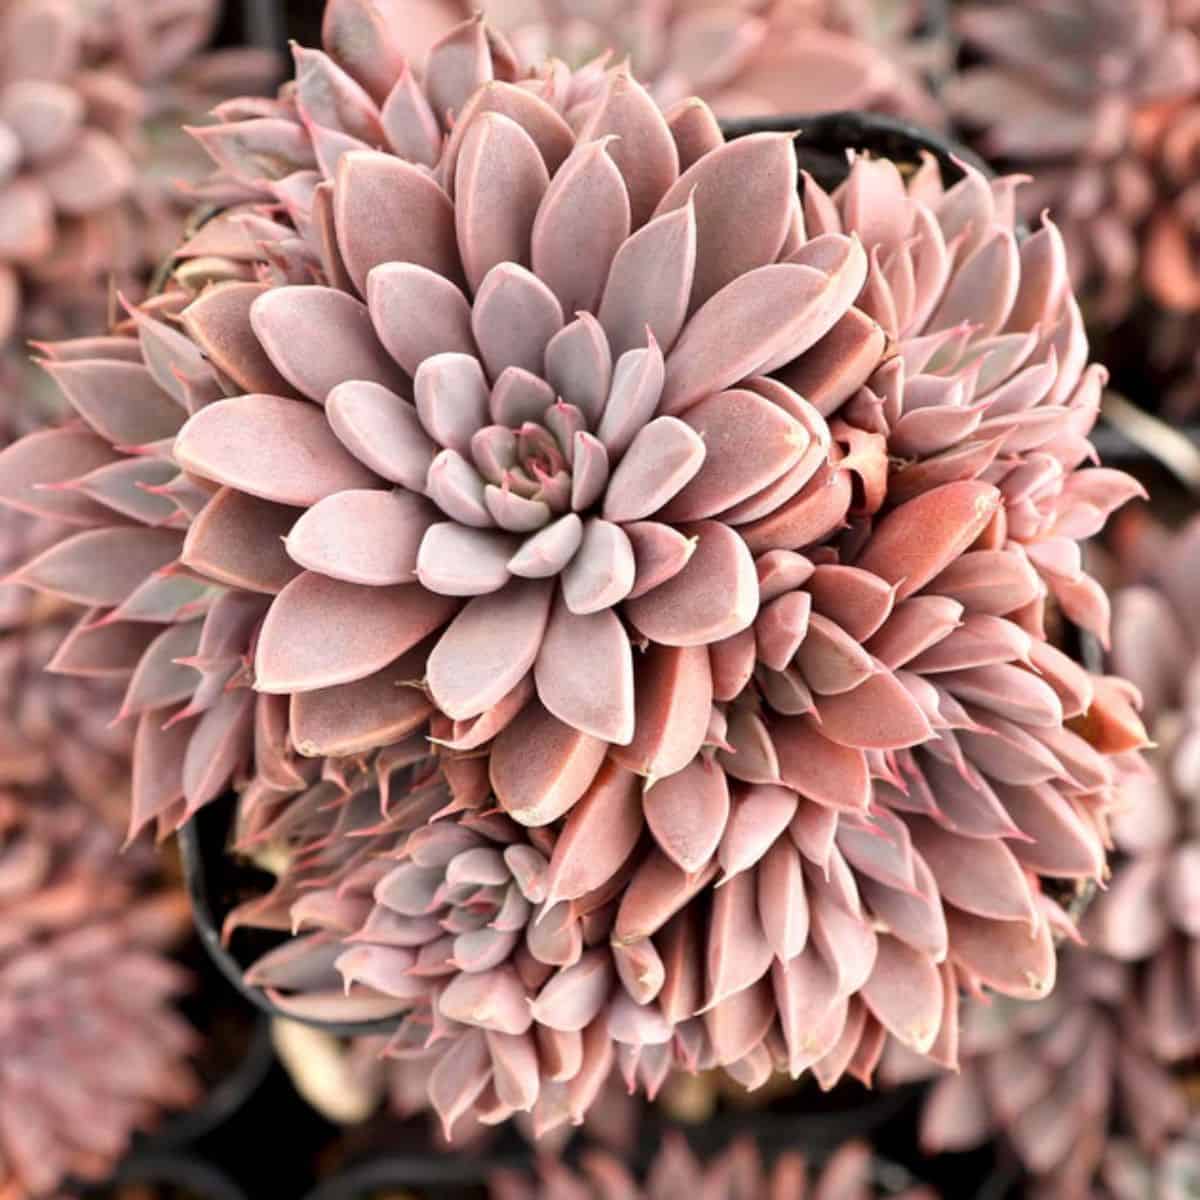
(0, 6, 1150, 1139)
(489, 1134, 936, 1200)
(0, 0, 277, 357)
(947, 0, 1200, 418)
(0, 790, 200, 1198)
(348, 0, 945, 124)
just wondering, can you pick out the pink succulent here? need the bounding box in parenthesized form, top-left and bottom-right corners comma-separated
(0, 7, 1148, 1137)
(373, 0, 944, 123)
(0, 793, 200, 1198)
(490, 1135, 936, 1200)
(948, 0, 1200, 329)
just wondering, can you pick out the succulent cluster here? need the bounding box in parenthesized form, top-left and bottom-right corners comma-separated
(0, 791, 199, 1198)
(379, 0, 943, 123)
(490, 1135, 936, 1200)
(0, 0, 277, 352)
(884, 511, 1200, 1200)
(888, 948, 1189, 1200)
(948, 0, 1200, 415)
(0, 3, 1149, 1140)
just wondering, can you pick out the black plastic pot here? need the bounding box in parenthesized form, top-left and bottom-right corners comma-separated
(720, 108, 993, 190)
(81, 1153, 249, 1200)
(214, 0, 288, 53)
(149, 996, 274, 1151)
(180, 792, 403, 1037)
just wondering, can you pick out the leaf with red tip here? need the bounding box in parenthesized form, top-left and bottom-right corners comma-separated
(183, 488, 302, 595)
(175, 394, 382, 506)
(43, 360, 183, 446)
(16, 526, 180, 606)
(490, 700, 607, 827)
(335, 150, 460, 294)
(624, 521, 694, 600)
(855, 481, 1003, 601)
(0, 427, 118, 524)
(773, 714, 869, 810)
(255, 573, 455, 694)
(625, 520, 758, 647)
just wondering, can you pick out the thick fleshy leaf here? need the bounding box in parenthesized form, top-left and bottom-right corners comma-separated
(471, 262, 563, 380)
(417, 522, 517, 595)
(814, 671, 936, 750)
(600, 196, 696, 361)
(255, 573, 456, 693)
(251, 287, 405, 402)
(534, 593, 635, 744)
(43, 361, 183, 446)
(286, 489, 434, 585)
(0, 427, 117, 524)
(542, 763, 643, 906)
(532, 138, 631, 316)
(654, 132, 796, 310)
(662, 264, 856, 416)
(367, 263, 476, 377)
(662, 389, 805, 521)
(611, 643, 712, 782)
(706, 870, 773, 1008)
(773, 714, 869, 811)
(335, 150, 461, 294)
(644, 757, 730, 874)
(181, 282, 297, 396)
(945, 907, 1055, 1000)
(854, 481, 1003, 601)
(175, 394, 382, 506)
(291, 661, 434, 758)
(183, 488, 302, 594)
(326, 381, 436, 492)
(490, 701, 607, 827)
(861, 936, 943, 1054)
(625, 520, 758, 646)
(560, 518, 635, 615)
(455, 111, 549, 293)
(427, 577, 552, 719)
(15, 527, 180, 607)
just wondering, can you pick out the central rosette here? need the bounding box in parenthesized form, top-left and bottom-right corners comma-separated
(173, 79, 871, 801)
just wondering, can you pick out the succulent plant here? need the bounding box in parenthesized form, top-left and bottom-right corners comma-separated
(887, 947, 1190, 1200)
(0, 7, 1147, 1137)
(1094, 512, 1200, 1064)
(0, 792, 200, 1198)
(948, 1, 1200, 338)
(884, 511, 1200, 1200)
(490, 1134, 936, 1200)
(0, 0, 278, 350)
(1099, 1123, 1200, 1200)
(375, 0, 944, 124)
